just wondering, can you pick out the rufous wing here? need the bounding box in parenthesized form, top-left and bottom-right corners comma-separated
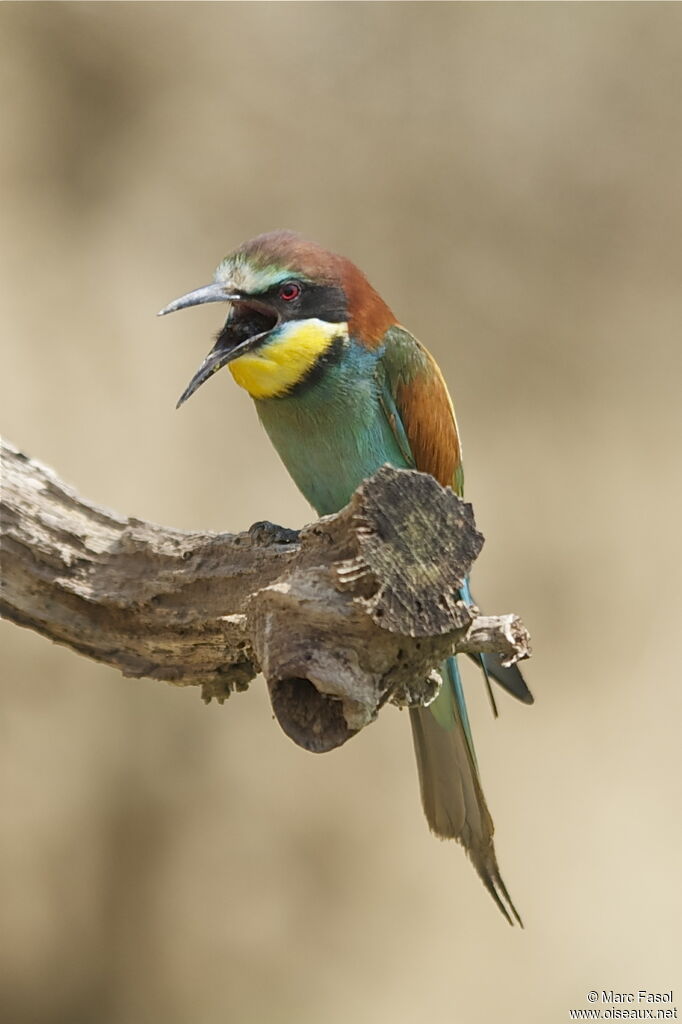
(377, 325, 464, 495)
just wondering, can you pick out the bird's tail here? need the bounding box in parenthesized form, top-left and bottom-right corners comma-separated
(459, 578, 534, 707)
(409, 655, 523, 926)
(477, 651, 534, 705)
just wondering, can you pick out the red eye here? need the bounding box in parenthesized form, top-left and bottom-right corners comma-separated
(279, 281, 301, 301)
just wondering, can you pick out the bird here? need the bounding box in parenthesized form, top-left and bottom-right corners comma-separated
(159, 230, 533, 925)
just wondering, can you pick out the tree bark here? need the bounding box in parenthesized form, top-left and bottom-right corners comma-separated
(0, 440, 530, 752)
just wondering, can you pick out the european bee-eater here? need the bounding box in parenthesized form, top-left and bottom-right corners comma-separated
(159, 231, 533, 925)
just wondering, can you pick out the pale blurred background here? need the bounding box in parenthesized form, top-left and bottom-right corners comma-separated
(1, 4, 681, 1022)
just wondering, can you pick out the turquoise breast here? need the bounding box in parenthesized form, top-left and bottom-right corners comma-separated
(254, 340, 410, 516)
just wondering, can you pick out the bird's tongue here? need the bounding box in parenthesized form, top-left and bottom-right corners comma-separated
(219, 303, 278, 349)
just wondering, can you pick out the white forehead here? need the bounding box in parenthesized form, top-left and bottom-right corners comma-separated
(214, 255, 292, 295)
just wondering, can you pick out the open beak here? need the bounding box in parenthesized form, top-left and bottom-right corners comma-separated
(158, 281, 279, 408)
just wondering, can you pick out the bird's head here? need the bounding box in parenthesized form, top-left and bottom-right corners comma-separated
(158, 231, 396, 404)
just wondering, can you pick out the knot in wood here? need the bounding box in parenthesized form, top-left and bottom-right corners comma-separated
(337, 466, 483, 637)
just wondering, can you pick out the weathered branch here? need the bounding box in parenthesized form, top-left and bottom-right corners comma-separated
(0, 440, 530, 752)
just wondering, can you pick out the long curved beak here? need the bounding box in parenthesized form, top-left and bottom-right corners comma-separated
(158, 281, 246, 408)
(175, 311, 276, 408)
(157, 282, 241, 317)
(161, 282, 279, 409)
(175, 338, 243, 408)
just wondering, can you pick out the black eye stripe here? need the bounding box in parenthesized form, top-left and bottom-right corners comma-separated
(292, 283, 347, 323)
(243, 278, 348, 324)
(250, 280, 347, 323)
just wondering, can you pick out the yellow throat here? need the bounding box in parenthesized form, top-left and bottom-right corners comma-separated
(229, 318, 348, 399)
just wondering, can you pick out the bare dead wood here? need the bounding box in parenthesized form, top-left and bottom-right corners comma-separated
(0, 440, 531, 752)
